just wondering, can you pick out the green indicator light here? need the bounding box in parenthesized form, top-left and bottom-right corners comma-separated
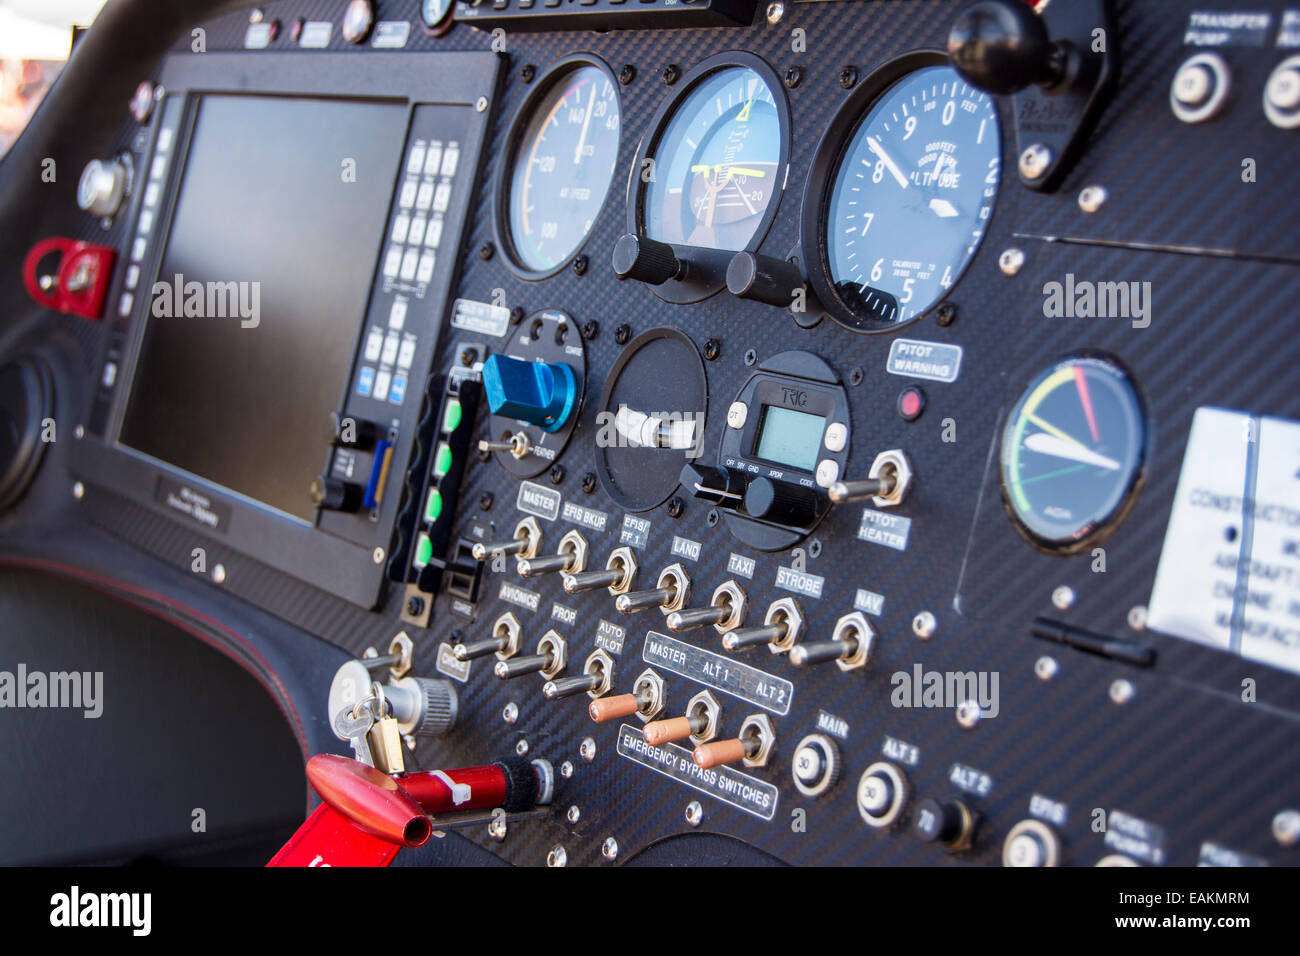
(414, 533, 433, 570)
(443, 399, 462, 433)
(433, 442, 453, 478)
(425, 488, 443, 523)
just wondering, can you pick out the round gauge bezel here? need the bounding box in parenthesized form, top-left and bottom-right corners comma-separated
(625, 51, 793, 304)
(800, 50, 1003, 333)
(418, 0, 456, 36)
(494, 54, 622, 281)
(998, 352, 1148, 555)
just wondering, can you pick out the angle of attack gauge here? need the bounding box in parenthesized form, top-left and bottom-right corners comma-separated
(1000, 355, 1146, 552)
(616, 52, 791, 304)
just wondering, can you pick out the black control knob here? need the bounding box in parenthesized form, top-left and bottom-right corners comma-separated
(948, 0, 1066, 95)
(612, 233, 684, 285)
(743, 476, 818, 526)
(726, 252, 806, 308)
(311, 475, 364, 512)
(680, 462, 747, 507)
(329, 412, 381, 451)
(913, 796, 977, 850)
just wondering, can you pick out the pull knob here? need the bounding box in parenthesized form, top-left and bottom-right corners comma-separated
(743, 476, 819, 526)
(329, 412, 382, 451)
(482, 354, 577, 432)
(726, 252, 806, 308)
(311, 475, 364, 512)
(77, 158, 128, 218)
(612, 233, 684, 285)
(948, 0, 1067, 96)
(913, 796, 978, 850)
(680, 462, 746, 506)
(385, 676, 458, 738)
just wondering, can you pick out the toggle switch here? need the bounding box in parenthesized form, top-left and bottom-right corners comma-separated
(453, 612, 522, 662)
(542, 649, 614, 700)
(693, 714, 775, 769)
(831, 450, 914, 507)
(494, 631, 567, 680)
(588, 669, 666, 723)
(478, 431, 533, 460)
(789, 612, 873, 671)
(471, 516, 542, 561)
(516, 530, 587, 578)
(722, 597, 803, 653)
(612, 233, 685, 285)
(665, 580, 745, 634)
(913, 796, 978, 851)
(562, 547, 637, 595)
(615, 563, 691, 615)
(482, 353, 577, 432)
(642, 690, 720, 745)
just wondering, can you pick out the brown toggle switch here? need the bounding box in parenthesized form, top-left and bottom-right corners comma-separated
(641, 690, 719, 745)
(589, 669, 665, 723)
(693, 714, 776, 770)
(589, 694, 642, 723)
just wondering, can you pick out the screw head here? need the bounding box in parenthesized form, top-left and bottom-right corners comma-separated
(685, 801, 703, 826)
(743, 348, 757, 366)
(765, 1, 785, 24)
(516, 738, 530, 755)
(784, 66, 802, 89)
(547, 844, 567, 867)
(706, 508, 720, 527)
(521, 63, 536, 83)
(602, 836, 619, 860)
(667, 496, 684, 518)
(849, 367, 864, 387)
(1110, 679, 1136, 705)
(503, 702, 519, 725)
(662, 64, 681, 85)
(1272, 809, 1300, 847)
(999, 248, 1026, 276)
(475, 96, 488, 113)
(581, 472, 598, 495)
(559, 760, 574, 779)
(956, 700, 982, 729)
(703, 338, 721, 361)
(839, 66, 858, 89)
(1078, 185, 1108, 213)
(1052, 585, 1075, 610)
(580, 737, 597, 762)
(1019, 143, 1053, 180)
(479, 492, 494, 511)
(478, 242, 494, 261)
(406, 595, 425, 617)
(549, 463, 565, 485)
(614, 323, 631, 345)
(372, 547, 385, 564)
(1127, 605, 1147, 631)
(572, 254, 589, 276)
(912, 611, 936, 639)
(936, 302, 957, 326)
(581, 319, 599, 340)
(567, 805, 581, 824)
(72, 481, 85, 500)
(212, 564, 227, 584)
(618, 64, 636, 86)
(1035, 656, 1059, 680)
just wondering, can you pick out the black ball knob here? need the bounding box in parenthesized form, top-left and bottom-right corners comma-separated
(743, 476, 818, 527)
(726, 252, 806, 308)
(612, 233, 683, 285)
(311, 475, 364, 512)
(948, 0, 1065, 96)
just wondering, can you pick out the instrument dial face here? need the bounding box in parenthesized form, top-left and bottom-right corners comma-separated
(643, 66, 784, 252)
(1000, 356, 1146, 550)
(824, 65, 999, 328)
(505, 63, 621, 274)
